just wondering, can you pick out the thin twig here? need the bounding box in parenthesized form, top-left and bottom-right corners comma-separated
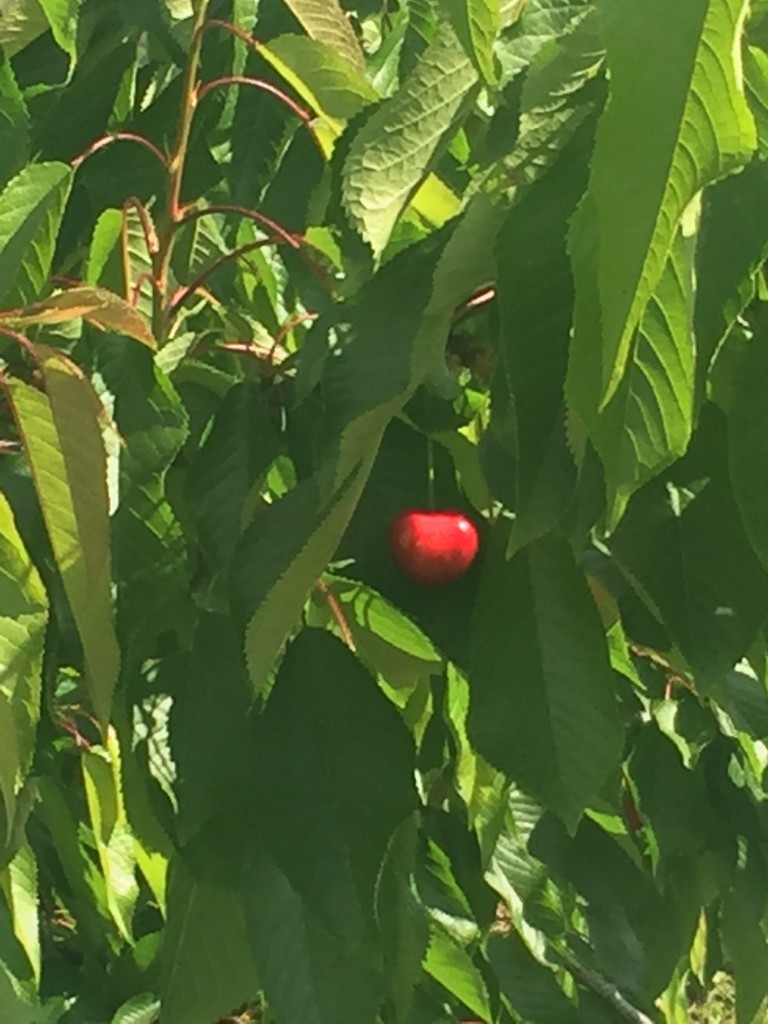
(197, 76, 312, 125)
(71, 132, 168, 171)
(166, 238, 283, 319)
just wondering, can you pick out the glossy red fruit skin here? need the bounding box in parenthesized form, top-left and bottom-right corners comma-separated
(389, 509, 480, 587)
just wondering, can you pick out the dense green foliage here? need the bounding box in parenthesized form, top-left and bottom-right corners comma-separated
(0, 0, 768, 1022)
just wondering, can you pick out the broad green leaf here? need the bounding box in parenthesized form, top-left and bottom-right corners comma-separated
(342, 23, 479, 254)
(567, 0, 756, 427)
(375, 818, 427, 1022)
(611, 481, 768, 685)
(38, 0, 80, 62)
(628, 726, 713, 859)
(0, 962, 41, 1024)
(495, 0, 593, 83)
(4, 349, 119, 726)
(0, 843, 39, 985)
(0, 0, 50, 58)
(260, 34, 377, 125)
(592, 216, 697, 527)
(695, 160, 768, 382)
(81, 728, 139, 941)
(493, 123, 590, 554)
(282, 0, 366, 72)
(0, 162, 72, 307)
(1, 286, 155, 347)
(423, 923, 492, 1020)
(161, 842, 259, 1024)
(111, 994, 160, 1024)
(745, 45, 768, 157)
(186, 380, 281, 569)
(438, 0, 501, 84)
(488, 932, 579, 1024)
(254, 630, 417, 945)
(467, 535, 623, 828)
(172, 616, 253, 845)
(722, 876, 768, 1024)
(0, 494, 46, 842)
(0, 55, 29, 189)
(243, 838, 381, 1024)
(729, 335, 768, 565)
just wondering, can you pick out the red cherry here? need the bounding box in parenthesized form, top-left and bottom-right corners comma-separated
(389, 509, 479, 587)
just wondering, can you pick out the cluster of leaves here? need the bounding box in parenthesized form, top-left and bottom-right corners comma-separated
(1, 0, 768, 1022)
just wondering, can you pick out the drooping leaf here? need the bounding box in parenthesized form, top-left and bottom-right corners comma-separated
(160, 839, 259, 1024)
(695, 159, 768, 383)
(281, 0, 366, 72)
(0, 494, 46, 842)
(0, 54, 29, 189)
(592, 214, 697, 526)
(186, 379, 281, 569)
(611, 480, 768, 685)
(493, 121, 591, 553)
(0, 162, 72, 307)
(259, 34, 377, 129)
(567, 0, 756, 427)
(342, 23, 479, 254)
(1, 286, 155, 347)
(423, 923, 492, 1020)
(4, 348, 120, 726)
(81, 728, 139, 941)
(729, 334, 768, 566)
(438, 0, 501, 84)
(37, 0, 81, 62)
(243, 837, 382, 1024)
(467, 534, 623, 828)
(488, 932, 580, 1024)
(254, 630, 417, 946)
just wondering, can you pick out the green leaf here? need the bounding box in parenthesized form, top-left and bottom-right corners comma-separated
(260, 34, 377, 123)
(729, 335, 768, 565)
(438, 0, 501, 84)
(722, 875, 768, 1024)
(0, 494, 46, 842)
(628, 726, 714, 859)
(611, 481, 768, 685)
(254, 630, 417, 945)
(495, 0, 593, 83)
(493, 123, 591, 553)
(467, 535, 623, 828)
(592, 215, 697, 526)
(1, 286, 155, 347)
(488, 932, 579, 1024)
(423, 922, 492, 1019)
(0, 0, 51, 58)
(0, 843, 40, 985)
(111, 994, 160, 1024)
(342, 23, 479, 254)
(243, 838, 382, 1024)
(4, 349, 120, 726)
(160, 840, 259, 1024)
(695, 159, 768, 382)
(567, 0, 756, 426)
(0, 54, 29, 189)
(186, 380, 281, 569)
(0, 162, 72, 307)
(81, 729, 139, 942)
(38, 0, 80, 62)
(281, 0, 366, 72)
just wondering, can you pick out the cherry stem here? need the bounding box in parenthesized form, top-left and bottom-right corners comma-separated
(315, 579, 356, 652)
(426, 435, 436, 511)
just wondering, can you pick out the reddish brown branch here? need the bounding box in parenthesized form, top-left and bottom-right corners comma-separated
(176, 204, 336, 294)
(123, 197, 160, 255)
(71, 132, 168, 171)
(197, 76, 312, 125)
(203, 18, 263, 51)
(166, 237, 282, 319)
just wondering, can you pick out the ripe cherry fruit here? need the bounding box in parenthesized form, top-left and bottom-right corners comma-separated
(389, 509, 479, 587)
